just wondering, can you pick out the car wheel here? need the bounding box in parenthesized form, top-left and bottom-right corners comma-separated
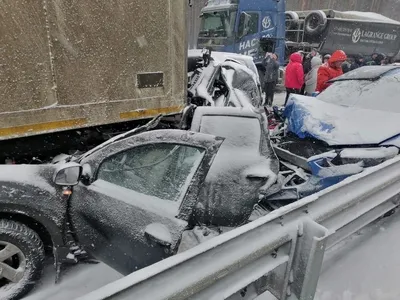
(0, 219, 45, 300)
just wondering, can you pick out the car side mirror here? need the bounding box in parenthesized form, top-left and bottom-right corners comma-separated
(53, 162, 82, 186)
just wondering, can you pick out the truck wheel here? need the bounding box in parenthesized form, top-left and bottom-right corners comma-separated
(304, 10, 327, 36)
(0, 220, 45, 300)
(285, 11, 299, 30)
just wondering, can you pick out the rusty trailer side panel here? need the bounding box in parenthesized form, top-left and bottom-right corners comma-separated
(0, 0, 187, 140)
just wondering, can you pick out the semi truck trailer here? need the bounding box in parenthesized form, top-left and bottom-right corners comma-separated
(0, 0, 187, 163)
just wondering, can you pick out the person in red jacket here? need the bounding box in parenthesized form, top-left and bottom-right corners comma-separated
(316, 50, 347, 93)
(284, 52, 304, 105)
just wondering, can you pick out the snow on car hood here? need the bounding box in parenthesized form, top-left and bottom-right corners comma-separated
(284, 95, 400, 146)
(0, 165, 56, 193)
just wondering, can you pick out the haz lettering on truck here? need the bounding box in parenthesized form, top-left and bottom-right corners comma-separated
(238, 34, 274, 56)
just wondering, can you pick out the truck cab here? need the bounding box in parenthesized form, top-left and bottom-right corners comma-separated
(197, 0, 286, 66)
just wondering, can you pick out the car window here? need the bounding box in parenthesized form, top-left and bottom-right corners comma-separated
(199, 116, 260, 153)
(97, 143, 205, 202)
(318, 73, 400, 113)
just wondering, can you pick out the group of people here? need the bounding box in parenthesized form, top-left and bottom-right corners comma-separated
(261, 49, 396, 106)
(283, 49, 347, 105)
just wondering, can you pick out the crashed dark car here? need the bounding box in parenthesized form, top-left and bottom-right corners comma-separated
(0, 107, 278, 299)
(188, 49, 263, 108)
(263, 66, 400, 207)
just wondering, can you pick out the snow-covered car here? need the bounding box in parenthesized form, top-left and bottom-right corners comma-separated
(284, 65, 400, 151)
(0, 107, 278, 300)
(187, 49, 263, 108)
(261, 66, 400, 207)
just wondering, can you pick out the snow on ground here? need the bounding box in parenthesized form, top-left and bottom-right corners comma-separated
(24, 263, 122, 300)
(24, 210, 400, 300)
(315, 210, 400, 300)
(270, 92, 285, 107)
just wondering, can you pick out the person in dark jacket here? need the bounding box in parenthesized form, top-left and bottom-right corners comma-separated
(350, 54, 365, 71)
(366, 53, 386, 65)
(342, 59, 351, 74)
(302, 49, 316, 74)
(262, 53, 279, 106)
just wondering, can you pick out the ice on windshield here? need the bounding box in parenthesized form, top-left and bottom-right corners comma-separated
(318, 72, 400, 113)
(199, 11, 236, 37)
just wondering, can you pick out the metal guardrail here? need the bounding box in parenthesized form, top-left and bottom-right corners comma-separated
(77, 156, 400, 300)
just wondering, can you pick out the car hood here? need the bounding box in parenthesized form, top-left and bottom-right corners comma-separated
(0, 164, 57, 194)
(284, 95, 400, 146)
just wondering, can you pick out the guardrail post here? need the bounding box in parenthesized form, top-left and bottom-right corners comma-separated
(290, 219, 329, 300)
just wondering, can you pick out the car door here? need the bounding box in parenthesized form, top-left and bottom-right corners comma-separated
(69, 129, 223, 275)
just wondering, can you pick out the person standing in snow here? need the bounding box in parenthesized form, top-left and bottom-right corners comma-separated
(284, 52, 304, 105)
(301, 49, 319, 94)
(262, 53, 279, 106)
(366, 53, 386, 65)
(304, 56, 322, 95)
(323, 54, 331, 66)
(303, 49, 319, 74)
(342, 59, 351, 74)
(316, 50, 347, 93)
(350, 54, 365, 71)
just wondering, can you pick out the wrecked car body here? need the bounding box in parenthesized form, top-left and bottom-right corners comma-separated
(189, 107, 279, 226)
(263, 66, 400, 206)
(187, 49, 263, 108)
(284, 65, 400, 148)
(0, 107, 278, 299)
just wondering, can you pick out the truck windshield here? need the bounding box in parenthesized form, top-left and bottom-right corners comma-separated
(199, 10, 236, 38)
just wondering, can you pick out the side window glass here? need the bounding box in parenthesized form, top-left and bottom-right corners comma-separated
(238, 12, 259, 37)
(97, 143, 205, 202)
(248, 13, 259, 35)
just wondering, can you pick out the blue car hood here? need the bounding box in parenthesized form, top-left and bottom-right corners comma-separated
(284, 95, 400, 146)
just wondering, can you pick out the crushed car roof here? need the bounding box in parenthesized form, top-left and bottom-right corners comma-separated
(188, 49, 257, 74)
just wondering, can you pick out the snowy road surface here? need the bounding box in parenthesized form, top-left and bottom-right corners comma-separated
(315, 210, 400, 300)
(270, 92, 285, 107)
(24, 210, 400, 300)
(24, 263, 122, 300)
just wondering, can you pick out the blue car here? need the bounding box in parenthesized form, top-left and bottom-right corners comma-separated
(263, 66, 400, 207)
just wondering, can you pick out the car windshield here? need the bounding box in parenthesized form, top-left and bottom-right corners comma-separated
(318, 70, 400, 113)
(199, 10, 236, 38)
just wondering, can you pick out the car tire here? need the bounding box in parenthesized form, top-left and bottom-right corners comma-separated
(0, 219, 45, 300)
